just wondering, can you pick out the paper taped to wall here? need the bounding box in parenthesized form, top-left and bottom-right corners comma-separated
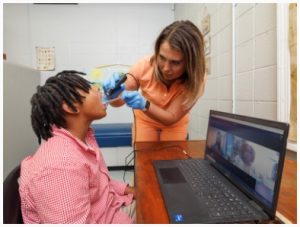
(36, 47, 55, 71)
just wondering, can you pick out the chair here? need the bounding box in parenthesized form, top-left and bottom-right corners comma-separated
(3, 165, 24, 224)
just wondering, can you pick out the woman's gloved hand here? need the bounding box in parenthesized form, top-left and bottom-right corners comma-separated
(121, 91, 146, 110)
(102, 72, 125, 99)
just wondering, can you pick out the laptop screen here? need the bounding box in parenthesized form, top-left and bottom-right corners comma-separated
(205, 110, 289, 217)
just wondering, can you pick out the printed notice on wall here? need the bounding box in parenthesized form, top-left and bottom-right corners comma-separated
(36, 47, 55, 71)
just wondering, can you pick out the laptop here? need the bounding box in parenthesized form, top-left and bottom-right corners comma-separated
(153, 110, 289, 223)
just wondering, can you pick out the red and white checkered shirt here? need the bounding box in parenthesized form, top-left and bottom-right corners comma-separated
(19, 126, 134, 224)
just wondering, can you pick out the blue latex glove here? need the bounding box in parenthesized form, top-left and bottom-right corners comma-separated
(121, 90, 146, 110)
(102, 72, 125, 100)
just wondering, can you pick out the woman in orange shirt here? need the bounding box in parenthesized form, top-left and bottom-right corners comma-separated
(103, 20, 207, 142)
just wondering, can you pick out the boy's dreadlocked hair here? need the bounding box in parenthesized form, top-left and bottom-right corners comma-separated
(30, 70, 91, 144)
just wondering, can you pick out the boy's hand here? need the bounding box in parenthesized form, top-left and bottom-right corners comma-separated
(125, 186, 136, 199)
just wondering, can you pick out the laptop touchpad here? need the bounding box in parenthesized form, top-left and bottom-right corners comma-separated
(159, 167, 186, 184)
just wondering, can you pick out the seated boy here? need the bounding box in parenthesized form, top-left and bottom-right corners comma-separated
(19, 70, 135, 223)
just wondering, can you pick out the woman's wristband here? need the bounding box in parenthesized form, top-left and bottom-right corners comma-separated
(143, 100, 150, 111)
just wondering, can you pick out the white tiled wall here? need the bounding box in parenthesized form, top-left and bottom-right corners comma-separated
(254, 66, 277, 101)
(236, 3, 277, 120)
(175, 3, 278, 140)
(236, 40, 254, 73)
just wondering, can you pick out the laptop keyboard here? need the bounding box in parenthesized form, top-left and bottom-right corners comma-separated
(178, 159, 258, 220)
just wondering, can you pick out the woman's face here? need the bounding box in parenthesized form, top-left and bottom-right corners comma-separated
(157, 41, 186, 82)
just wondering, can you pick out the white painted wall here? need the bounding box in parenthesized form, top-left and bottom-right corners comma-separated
(3, 63, 40, 179)
(3, 3, 174, 124)
(3, 4, 32, 67)
(175, 3, 278, 140)
(3, 3, 279, 139)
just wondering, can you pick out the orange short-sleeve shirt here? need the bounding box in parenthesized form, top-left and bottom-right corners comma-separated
(127, 55, 189, 128)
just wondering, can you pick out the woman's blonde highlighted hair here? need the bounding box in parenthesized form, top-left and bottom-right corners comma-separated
(151, 20, 205, 108)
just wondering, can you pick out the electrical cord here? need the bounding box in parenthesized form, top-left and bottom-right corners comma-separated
(125, 72, 140, 88)
(121, 72, 192, 182)
(134, 145, 192, 159)
(122, 108, 136, 182)
(123, 72, 138, 182)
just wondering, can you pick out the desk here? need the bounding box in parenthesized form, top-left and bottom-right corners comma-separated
(134, 140, 297, 224)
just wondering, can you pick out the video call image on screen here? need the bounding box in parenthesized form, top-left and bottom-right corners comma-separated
(206, 126, 279, 206)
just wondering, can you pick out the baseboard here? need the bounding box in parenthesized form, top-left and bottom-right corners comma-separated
(108, 166, 134, 171)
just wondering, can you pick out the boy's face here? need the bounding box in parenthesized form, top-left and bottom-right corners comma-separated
(78, 85, 107, 120)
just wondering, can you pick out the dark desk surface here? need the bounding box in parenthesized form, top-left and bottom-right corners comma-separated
(134, 140, 297, 224)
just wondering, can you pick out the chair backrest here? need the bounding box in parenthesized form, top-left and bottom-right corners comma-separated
(3, 165, 24, 224)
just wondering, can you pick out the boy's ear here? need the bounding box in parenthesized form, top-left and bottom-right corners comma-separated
(62, 102, 80, 114)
